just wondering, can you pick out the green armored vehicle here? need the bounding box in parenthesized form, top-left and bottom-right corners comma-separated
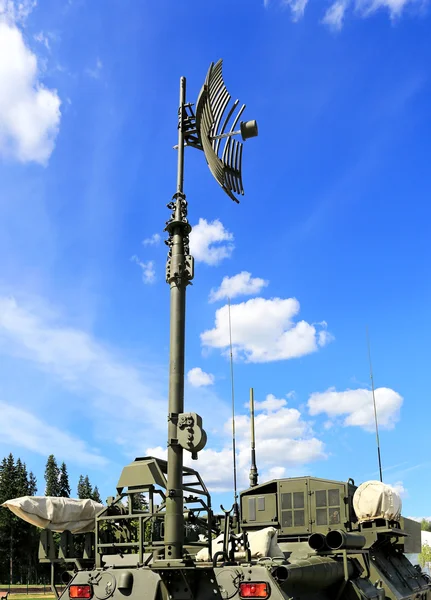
(3, 59, 430, 600)
(33, 464, 430, 600)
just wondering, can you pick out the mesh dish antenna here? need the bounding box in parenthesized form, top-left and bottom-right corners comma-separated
(195, 59, 258, 203)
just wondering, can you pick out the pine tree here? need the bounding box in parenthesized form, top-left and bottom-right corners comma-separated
(59, 462, 71, 497)
(44, 455, 60, 496)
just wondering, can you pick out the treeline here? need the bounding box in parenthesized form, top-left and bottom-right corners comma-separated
(0, 453, 101, 584)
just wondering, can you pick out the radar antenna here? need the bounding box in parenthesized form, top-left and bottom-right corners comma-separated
(366, 326, 383, 482)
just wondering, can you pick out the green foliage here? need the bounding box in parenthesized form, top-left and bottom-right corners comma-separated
(0, 453, 40, 584)
(92, 486, 101, 503)
(419, 543, 431, 567)
(131, 492, 149, 511)
(59, 462, 71, 498)
(421, 519, 431, 532)
(44, 455, 60, 497)
(77, 475, 101, 502)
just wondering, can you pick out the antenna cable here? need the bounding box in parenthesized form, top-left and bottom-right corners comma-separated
(367, 326, 383, 482)
(228, 299, 239, 514)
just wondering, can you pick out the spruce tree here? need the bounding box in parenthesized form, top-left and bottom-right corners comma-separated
(28, 471, 38, 495)
(44, 454, 60, 496)
(77, 475, 87, 499)
(59, 462, 71, 497)
(0, 454, 39, 584)
(83, 475, 93, 498)
(91, 486, 102, 503)
(77, 475, 99, 500)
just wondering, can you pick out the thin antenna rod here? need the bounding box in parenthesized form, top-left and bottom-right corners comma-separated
(367, 327, 383, 482)
(228, 299, 238, 512)
(249, 388, 258, 487)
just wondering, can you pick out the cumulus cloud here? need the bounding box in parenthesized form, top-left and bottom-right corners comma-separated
(322, 0, 348, 29)
(147, 393, 325, 492)
(142, 233, 161, 246)
(0, 17, 61, 163)
(390, 481, 407, 498)
(254, 393, 288, 412)
(308, 387, 403, 430)
(187, 367, 215, 387)
(209, 272, 269, 303)
(189, 219, 234, 266)
(131, 255, 155, 284)
(201, 297, 332, 363)
(1, 401, 107, 467)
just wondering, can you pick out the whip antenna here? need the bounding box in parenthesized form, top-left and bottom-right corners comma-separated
(367, 326, 383, 482)
(228, 299, 239, 514)
(249, 388, 258, 487)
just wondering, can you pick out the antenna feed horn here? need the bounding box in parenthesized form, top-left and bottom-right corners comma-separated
(177, 412, 207, 459)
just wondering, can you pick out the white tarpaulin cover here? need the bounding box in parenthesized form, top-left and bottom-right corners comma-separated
(2, 496, 104, 534)
(196, 526, 284, 562)
(353, 481, 402, 523)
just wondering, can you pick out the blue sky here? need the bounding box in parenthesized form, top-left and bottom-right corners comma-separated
(0, 0, 430, 518)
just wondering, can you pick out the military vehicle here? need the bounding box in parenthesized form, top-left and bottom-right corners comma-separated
(3, 59, 431, 600)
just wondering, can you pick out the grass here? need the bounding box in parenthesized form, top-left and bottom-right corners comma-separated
(0, 592, 57, 599)
(9, 596, 56, 600)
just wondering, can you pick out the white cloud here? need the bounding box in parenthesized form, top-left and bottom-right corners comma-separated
(0, 19, 61, 164)
(322, 0, 348, 29)
(201, 297, 332, 363)
(85, 57, 103, 79)
(205, 395, 325, 490)
(283, 0, 309, 20)
(1, 401, 107, 467)
(0, 296, 165, 428)
(254, 393, 287, 412)
(264, 0, 309, 18)
(355, 0, 425, 18)
(131, 255, 155, 284)
(209, 272, 268, 303)
(266, 0, 427, 27)
(142, 233, 161, 246)
(308, 387, 403, 430)
(187, 367, 214, 387)
(390, 481, 407, 498)
(0, 0, 36, 23)
(189, 219, 234, 266)
(146, 393, 326, 492)
(34, 31, 50, 50)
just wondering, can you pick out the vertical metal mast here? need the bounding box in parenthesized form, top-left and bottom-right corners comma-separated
(164, 76, 192, 560)
(162, 60, 258, 561)
(249, 388, 258, 487)
(366, 327, 383, 482)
